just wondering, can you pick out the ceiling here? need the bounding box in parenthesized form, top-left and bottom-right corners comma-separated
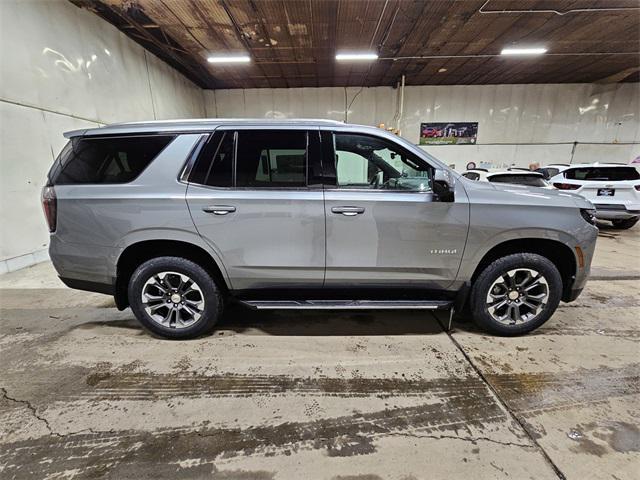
(71, 0, 640, 89)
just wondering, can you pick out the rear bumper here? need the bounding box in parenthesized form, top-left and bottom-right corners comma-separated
(49, 236, 121, 285)
(595, 210, 640, 220)
(59, 276, 115, 296)
(593, 204, 640, 220)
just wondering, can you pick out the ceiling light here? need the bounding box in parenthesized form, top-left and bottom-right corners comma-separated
(335, 52, 379, 61)
(207, 55, 251, 64)
(501, 47, 547, 55)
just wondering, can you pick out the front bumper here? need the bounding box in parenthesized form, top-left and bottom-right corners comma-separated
(564, 287, 584, 303)
(562, 223, 598, 303)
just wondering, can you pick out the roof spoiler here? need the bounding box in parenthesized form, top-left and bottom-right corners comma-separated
(63, 129, 88, 139)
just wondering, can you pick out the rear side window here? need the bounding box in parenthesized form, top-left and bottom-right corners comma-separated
(236, 130, 307, 187)
(564, 167, 640, 181)
(489, 174, 547, 187)
(189, 132, 234, 187)
(536, 167, 559, 179)
(51, 135, 174, 185)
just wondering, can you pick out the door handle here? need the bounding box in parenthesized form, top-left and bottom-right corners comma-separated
(203, 205, 236, 215)
(331, 206, 365, 216)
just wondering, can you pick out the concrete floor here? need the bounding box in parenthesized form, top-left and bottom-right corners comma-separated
(0, 224, 638, 479)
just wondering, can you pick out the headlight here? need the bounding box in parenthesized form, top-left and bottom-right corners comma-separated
(580, 208, 597, 225)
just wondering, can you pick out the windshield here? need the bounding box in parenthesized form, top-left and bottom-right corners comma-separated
(564, 167, 640, 181)
(489, 174, 548, 187)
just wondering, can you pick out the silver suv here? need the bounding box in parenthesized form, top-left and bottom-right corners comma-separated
(42, 119, 598, 339)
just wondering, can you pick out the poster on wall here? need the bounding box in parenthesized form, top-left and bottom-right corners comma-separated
(419, 122, 478, 145)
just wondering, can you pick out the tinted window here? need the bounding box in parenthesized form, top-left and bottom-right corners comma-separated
(489, 174, 547, 187)
(190, 132, 234, 187)
(564, 167, 640, 181)
(334, 133, 431, 191)
(52, 135, 174, 184)
(236, 130, 307, 187)
(463, 172, 480, 181)
(536, 167, 559, 180)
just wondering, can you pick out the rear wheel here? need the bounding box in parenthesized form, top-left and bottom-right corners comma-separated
(470, 253, 562, 336)
(128, 256, 223, 339)
(611, 217, 638, 230)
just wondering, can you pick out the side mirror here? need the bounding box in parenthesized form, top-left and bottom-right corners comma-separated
(433, 169, 455, 202)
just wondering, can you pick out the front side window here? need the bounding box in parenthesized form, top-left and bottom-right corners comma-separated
(51, 135, 175, 185)
(236, 130, 307, 187)
(333, 133, 432, 191)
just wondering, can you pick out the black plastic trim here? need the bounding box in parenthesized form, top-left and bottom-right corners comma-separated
(59, 277, 115, 296)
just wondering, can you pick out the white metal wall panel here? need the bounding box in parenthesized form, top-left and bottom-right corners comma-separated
(0, 0, 205, 263)
(207, 83, 640, 169)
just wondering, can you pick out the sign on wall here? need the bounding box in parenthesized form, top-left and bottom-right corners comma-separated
(419, 122, 478, 145)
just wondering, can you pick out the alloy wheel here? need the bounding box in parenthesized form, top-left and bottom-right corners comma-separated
(485, 268, 549, 325)
(141, 271, 205, 329)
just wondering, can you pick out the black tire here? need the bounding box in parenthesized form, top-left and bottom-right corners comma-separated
(128, 256, 223, 339)
(611, 217, 639, 230)
(470, 253, 562, 336)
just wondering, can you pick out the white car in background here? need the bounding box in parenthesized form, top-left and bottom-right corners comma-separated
(549, 163, 640, 229)
(462, 169, 552, 188)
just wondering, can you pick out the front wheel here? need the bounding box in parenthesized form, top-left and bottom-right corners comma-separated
(128, 256, 223, 339)
(611, 217, 638, 230)
(470, 253, 562, 336)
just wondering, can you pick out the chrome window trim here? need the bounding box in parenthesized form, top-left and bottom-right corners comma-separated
(178, 133, 210, 184)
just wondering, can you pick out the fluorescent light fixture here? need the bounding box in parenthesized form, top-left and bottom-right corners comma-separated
(335, 52, 379, 61)
(501, 47, 547, 55)
(207, 55, 251, 64)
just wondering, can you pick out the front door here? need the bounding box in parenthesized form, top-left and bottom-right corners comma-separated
(322, 131, 469, 290)
(186, 128, 325, 290)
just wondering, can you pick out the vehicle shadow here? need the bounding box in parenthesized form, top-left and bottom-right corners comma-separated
(212, 304, 480, 337)
(74, 304, 482, 338)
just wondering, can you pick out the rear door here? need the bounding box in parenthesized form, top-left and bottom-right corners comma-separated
(321, 130, 469, 290)
(186, 128, 325, 290)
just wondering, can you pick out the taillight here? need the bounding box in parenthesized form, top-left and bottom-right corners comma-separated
(41, 185, 57, 232)
(553, 182, 581, 190)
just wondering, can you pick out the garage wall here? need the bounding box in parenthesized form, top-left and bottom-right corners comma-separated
(0, 0, 206, 272)
(205, 83, 640, 170)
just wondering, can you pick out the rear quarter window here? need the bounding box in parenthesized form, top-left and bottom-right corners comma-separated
(564, 167, 640, 181)
(489, 174, 547, 187)
(50, 135, 175, 185)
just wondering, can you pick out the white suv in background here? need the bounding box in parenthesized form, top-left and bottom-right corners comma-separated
(549, 163, 640, 229)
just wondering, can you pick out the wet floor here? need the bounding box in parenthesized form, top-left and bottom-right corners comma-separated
(0, 230, 639, 479)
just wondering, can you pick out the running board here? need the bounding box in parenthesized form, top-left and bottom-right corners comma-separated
(239, 299, 453, 310)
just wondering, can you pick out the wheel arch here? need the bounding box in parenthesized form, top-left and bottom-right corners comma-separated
(470, 238, 577, 303)
(115, 239, 230, 310)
